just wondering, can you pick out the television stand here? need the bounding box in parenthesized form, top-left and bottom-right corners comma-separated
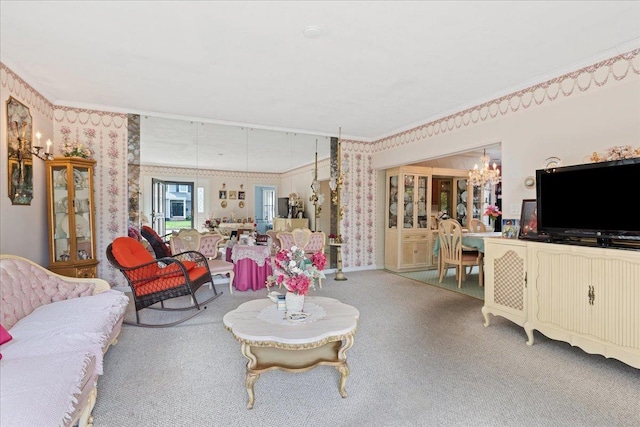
(483, 239, 640, 369)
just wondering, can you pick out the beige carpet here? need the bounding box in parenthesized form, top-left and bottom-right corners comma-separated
(396, 268, 484, 300)
(94, 269, 639, 426)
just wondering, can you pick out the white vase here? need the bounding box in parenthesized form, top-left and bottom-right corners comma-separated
(285, 291, 305, 312)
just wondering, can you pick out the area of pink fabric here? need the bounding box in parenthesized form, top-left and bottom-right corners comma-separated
(0, 259, 95, 329)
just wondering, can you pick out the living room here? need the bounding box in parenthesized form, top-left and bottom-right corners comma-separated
(1, 2, 639, 426)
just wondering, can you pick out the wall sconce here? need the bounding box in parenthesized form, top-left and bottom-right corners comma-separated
(32, 131, 54, 161)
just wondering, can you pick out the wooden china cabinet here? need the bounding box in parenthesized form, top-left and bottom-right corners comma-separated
(385, 166, 433, 272)
(46, 157, 98, 278)
(384, 166, 475, 272)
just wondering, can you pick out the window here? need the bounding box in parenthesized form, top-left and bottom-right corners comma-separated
(263, 188, 276, 222)
(178, 185, 189, 193)
(170, 200, 185, 217)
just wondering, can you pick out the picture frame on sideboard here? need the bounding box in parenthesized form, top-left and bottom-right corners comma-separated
(519, 199, 539, 239)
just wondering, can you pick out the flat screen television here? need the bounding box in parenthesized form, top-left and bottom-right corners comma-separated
(535, 157, 640, 247)
(277, 197, 290, 218)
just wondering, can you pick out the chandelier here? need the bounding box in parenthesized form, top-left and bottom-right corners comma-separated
(469, 149, 501, 187)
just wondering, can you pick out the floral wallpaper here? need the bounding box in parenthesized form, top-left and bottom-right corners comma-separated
(338, 140, 376, 269)
(53, 108, 128, 286)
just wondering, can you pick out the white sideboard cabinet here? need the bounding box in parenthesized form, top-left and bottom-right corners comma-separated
(482, 238, 528, 328)
(483, 239, 640, 369)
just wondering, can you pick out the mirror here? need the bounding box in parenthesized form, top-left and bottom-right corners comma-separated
(136, 116, 331, 239)
(6, 96, 34, 205)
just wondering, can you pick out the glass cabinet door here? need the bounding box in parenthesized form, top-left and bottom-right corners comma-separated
(72, 165, 94, 261)
(416, 175, 428, 228)
(51, 164, 72, 262)
(388, 174, 399, 229)
(455, 178, 469, 226)
(403, 174, 414, 228)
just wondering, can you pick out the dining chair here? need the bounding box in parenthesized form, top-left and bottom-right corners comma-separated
(468, 218, 487, 232)
(438, 219, 483, 288)
(170, 229, 236, 294)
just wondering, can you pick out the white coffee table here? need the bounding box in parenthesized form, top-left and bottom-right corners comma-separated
(223, 296, 359, 409)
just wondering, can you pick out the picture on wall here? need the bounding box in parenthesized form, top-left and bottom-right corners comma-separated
(519, 199, 538, 239)
(219, 190, 227, 199)
(238, 191, 245, 200)
(229, 191, 237, 200)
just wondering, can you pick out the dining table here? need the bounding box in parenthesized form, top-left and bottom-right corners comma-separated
(433, 231, 502, 257)
(228, 243, 272, 292)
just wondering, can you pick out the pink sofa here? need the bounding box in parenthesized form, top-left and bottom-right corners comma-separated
(0, 254, 129, 427)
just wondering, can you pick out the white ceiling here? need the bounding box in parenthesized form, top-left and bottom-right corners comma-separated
(1, 1, 639, 171)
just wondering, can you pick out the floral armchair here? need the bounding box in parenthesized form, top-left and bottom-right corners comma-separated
(169, 229, 235, 294)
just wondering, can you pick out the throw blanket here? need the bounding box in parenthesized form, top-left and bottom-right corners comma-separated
(1, 351, 95, 427)
(1, 290, 129, 375)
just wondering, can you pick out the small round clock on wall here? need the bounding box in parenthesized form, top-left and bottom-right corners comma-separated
(524, 176, 535, 189)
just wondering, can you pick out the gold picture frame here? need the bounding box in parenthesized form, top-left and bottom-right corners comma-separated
(6, 96, 34, 205)
(229, 190, 237, 200)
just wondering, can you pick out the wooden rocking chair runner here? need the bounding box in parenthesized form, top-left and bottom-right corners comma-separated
(106, 237, 222, 327)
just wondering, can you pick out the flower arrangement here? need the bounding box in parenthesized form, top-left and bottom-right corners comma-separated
(267, 246, 326, 295)
(204, 217, 220, 232)
(62, 140, 92, 159)
(590, 145, 640, 162)
(484, 205, 502, 218)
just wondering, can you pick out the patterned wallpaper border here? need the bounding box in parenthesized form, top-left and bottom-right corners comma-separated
(141, 165, 282, 180)
(0, 63, 54, 118)
(371, 48, 640, 152)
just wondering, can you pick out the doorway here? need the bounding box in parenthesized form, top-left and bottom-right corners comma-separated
(151, 178, 194, 235)
(255, 185, 276, 234)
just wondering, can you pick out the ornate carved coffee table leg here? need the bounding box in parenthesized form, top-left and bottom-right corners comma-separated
(241, 343, 260, 409)
(336, 335, 355, 398)
(336, 363, 350, 398)
(244, 371, 260, 409)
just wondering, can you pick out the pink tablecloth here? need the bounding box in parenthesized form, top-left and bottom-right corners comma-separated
(229, 244, 272, 292)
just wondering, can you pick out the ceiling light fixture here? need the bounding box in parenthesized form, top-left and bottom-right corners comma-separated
(469, 149, 501, 187)
(303, 25, 322, 38)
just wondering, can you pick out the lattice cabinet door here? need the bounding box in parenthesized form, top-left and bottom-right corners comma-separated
(482, 238, 528, 329)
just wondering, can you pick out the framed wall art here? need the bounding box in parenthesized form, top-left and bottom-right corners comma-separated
(219, 190, 227, 199)
(229, 191, 237, 200)
(519, 199, 538, 239)
(238, 191, 245, 200)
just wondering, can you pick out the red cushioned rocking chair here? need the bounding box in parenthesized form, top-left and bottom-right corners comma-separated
(106, 236, 222, 327)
